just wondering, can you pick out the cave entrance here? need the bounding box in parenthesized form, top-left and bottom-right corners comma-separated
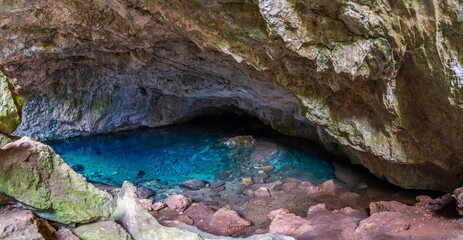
(45, 113, 338, 195)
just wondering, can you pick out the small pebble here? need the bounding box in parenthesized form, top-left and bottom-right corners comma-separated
(242, 177, 254, 186)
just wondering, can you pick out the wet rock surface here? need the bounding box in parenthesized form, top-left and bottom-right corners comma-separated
(180, 179, 207, 191)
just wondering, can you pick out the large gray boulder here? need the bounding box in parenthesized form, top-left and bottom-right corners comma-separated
(0, 137, 112, 224)
(0, 207, 55, 240)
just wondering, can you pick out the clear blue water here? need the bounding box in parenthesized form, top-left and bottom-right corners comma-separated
(46, 115, 337, 187)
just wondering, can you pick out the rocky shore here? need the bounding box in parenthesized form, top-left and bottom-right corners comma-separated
(1, 136, 463, 239)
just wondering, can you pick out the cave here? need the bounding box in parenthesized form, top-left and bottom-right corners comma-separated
(1, 0, 463, 239)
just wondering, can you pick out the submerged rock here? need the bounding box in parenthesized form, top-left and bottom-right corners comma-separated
(0, 207, 55, 240)
(242, 177, 254, 186)
(180, 179, 207, 190)
(251, 142, 279, 164)
(224, 136, 256, 147)
(0, 138, 112, 224)
(136, 186, 155, 199)
(73, 221, 131, 240)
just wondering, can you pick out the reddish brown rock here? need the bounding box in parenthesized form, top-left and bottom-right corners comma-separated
(136, 186, 155, 199)
(416, 195, 433, 203)
(184, 203, 215, 221)
(151, 202, 166, 211)
(268, 204, 364, 239)
(261, 165, 275, 171)
(268, 208, 291, 220)
(319, 180, 335, 194)
(139, 199, 153, 211)
(254, 187, 271, 198)
(242, 178, 254, 186)
(298, 181, 318, 193)
(268, 209, 314, 237)
(165, 194, 191, 212)
(281, 182, 298, 191)
(208, 208, 251, 236)
(369, 201, 408, 215)
(355, 212, 410, 235)
(177, 215, 194, 225)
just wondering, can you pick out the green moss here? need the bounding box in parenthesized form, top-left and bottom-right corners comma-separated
(0, 140, 111, 224)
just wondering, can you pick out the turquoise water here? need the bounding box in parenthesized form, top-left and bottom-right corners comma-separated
(47, 115, 337, 187)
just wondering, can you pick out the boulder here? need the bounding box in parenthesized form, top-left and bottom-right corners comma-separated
(254, 187, 271, 198)
(152, 202, 166, 211)
(369, 201, 409, 215)
(261, 165, 275, 171)
(177, 215, 194, 225)
(112, 181, 213, 239)
(0, 70, 22, 135)
(208, 208, 251, 236)
(242, 177, 254, 186)
(268, 204, 366, 239)
(55, 228, 79, 240)
(73, 221, 131, 240)
(224, 136, 256, 147)
(184, 203, 215, 222)
(355, 212, 410, 235)
(140, 199, 154, 211)
(0, 207, 55, 240)
(0, 134, 12, 148)
(165, 194, 192, 212)
(454, 186, 463, 216)
(268, 209, 314, 237)
(0, 138, 112, 224)
(136, 186, 155, 199)
(251, 142, 279, 163)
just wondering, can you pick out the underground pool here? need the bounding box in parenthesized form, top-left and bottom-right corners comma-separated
(46, 114, 338, 190)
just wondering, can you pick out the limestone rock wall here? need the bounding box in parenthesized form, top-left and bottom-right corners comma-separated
(1, 0, 463, 191)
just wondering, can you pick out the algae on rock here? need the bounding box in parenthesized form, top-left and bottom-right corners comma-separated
(0, 68, 22, 135)
(0, 137, 112, 225)
(73, 221, 131, 240)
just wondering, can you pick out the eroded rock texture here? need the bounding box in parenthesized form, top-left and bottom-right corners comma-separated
(2, 0, 463, 190)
